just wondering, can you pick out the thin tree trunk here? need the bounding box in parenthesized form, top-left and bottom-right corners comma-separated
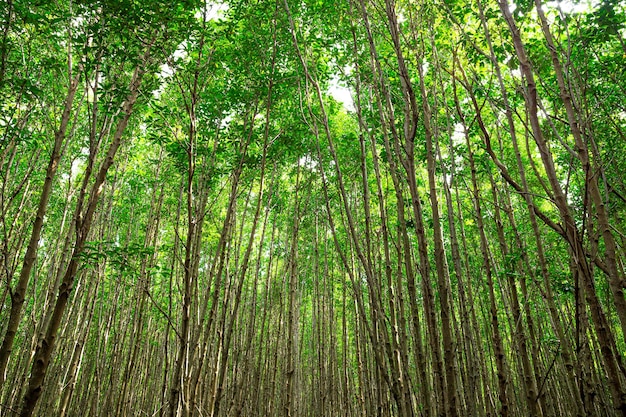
(19, 55, 149, 417)
(0, 70, 81, 389)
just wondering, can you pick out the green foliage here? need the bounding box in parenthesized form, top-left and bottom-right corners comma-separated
(3, 0, 626, 415)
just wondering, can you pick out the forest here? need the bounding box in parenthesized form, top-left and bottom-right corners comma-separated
(1, 0, 626, 415)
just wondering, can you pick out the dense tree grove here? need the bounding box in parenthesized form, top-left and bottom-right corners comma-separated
(1, 0, 626, 415)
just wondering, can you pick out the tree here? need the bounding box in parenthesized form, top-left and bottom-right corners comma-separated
(2, 0, 626, 415)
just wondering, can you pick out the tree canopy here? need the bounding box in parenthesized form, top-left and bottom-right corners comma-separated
(1, 0, 626, 415)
